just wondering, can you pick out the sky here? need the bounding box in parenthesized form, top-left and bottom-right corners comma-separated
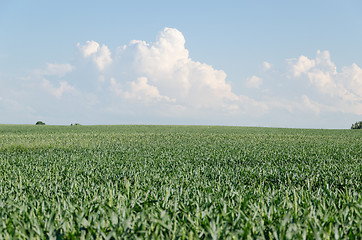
(1, 0, 362, 128)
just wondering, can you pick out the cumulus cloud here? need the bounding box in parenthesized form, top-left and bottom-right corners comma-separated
(111, 77, 174, 103)
(289, 50, 362, 115)
(77, 29, 361, 119)
(246, 75, 263, 89)
(42, 79, 75, 99)
(78, 40, 112, 70)
(126, 77, 174, 103)
(340, 64, 362, 97)
(126, 28, 239, 107)
(31, 63, 77, 99)
(262, 61, 272, 71)
(292, 55, 316, 77)
(36, 63, 74, 77)
(9, 27, 360, 127)
(82, 27, 240, 110)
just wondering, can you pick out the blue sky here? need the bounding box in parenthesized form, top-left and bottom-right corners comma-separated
(1, 1, 362, 128)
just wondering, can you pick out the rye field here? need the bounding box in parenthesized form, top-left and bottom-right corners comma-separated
(0, 125, 361, 239)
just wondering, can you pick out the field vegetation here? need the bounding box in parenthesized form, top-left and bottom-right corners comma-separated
(0, 125, 361, 239)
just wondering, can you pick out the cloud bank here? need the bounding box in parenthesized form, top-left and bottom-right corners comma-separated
(1, 27, 361, 128)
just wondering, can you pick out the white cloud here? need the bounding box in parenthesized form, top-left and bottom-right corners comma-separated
(78, 40, 99, 57)
(289, 50, 362, 115)
(32, 63, 77, 99)
(124, 77, 175, 103)
(339, 64, 362, 98)
(36, 63, 74, 77)
(262, 61, 271, 71)
(101, 27, 239, 110)
(42, 79, 75, 99)
(292, 55, 315, 77)
(246, 75, 263, 88)
(79, 29, 361, 119)
(110, 77, 174, 103)
(5, 27, 360, 128)
(315, 50, 337, 74)
(78, 40, 112, 70)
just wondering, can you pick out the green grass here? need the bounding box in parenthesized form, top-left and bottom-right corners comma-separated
(0, 125, 361, 239)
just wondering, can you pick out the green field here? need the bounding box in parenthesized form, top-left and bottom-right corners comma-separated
(0, 125, 361, 239)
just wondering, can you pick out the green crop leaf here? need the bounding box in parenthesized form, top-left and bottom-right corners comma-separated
(0, 125, 361, 238)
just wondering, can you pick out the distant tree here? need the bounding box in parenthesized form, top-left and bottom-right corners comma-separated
(35, 121, 46, 125)
(351, 121, 362, 129)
